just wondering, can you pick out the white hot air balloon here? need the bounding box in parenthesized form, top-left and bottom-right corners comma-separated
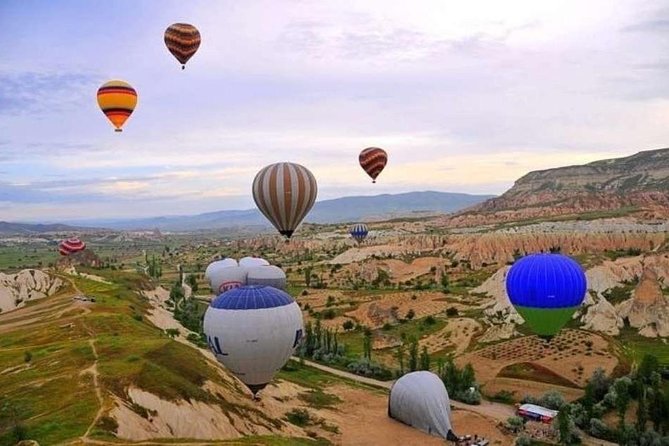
(388, 371, 459, 441)
(239, 256, 270, 268)
(205, 258, 238, 282)
(246, 265, 287, 290)
(207, 264, 247, 295)
(203, 285, 304, 398)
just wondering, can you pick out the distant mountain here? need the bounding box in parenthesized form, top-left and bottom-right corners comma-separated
(77, 191, 494, 231)
(448, 148, 669, 226)
(0, 221, 92, 235)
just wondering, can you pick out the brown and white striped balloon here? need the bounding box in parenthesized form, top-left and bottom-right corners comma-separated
(252, 162, 318, 239)
(359, 147, 387, 183)
(164, 23, 201, 69)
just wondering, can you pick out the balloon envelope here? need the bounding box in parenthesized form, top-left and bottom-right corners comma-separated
(59, 238, 86, 256)
(505, 253, 587, 337)
(164, 23, 201, 69)
(359, 147, 387, 183)
(96, 80, 137, 132)
(246, 265, 287, 290)
(203, 286, 304, 395)
(349, 223, 369, 244)
(208, 264, 247, 294)
(252, 162, 318, 238)
(239, 257, 270, 268)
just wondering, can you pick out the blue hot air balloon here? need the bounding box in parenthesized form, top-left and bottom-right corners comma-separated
(505, 253, 587, 338)
(203, 285, 303, 398)
(350, 223, 369, 244)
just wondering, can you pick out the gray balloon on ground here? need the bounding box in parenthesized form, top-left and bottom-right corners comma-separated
(388, 371, 459, 441)
(246, 265, 287, 290)
(208, 264, 247, 295)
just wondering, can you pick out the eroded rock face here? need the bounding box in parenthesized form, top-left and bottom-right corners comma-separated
(580, 294, 624, 336)
(618, 267, 669, 337)
(0, 270, 63, 312)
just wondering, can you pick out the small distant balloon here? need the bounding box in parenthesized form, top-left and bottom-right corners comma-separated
(359, 147, 387, 183)
(96, 80, 137, 132)
(164, 23, 201, 69)
(252, 162, 318, 239)
(59, 238, 86, 256)
(349, 223, 369, 244)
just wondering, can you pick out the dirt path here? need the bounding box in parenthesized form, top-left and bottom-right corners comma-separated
(81, 329, 104, 441)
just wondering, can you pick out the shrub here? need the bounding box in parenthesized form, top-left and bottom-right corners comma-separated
(453, 388, 481, 405)
(322, 309, 336, 320)
(23, 351, 32, 363)
(446, 307, 459, 317)
(285, 408, 311, 426)
(342, 320, 354, 331)
(423, 315, 436, 326)
(405, 309, 415, 320)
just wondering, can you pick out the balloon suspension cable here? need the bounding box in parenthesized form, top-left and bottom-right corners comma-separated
(115, 129, 122, 132)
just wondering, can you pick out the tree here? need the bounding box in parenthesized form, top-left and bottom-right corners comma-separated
(636, 381, 648, 433)
(169, 281, 185, 306)
(408, 337, 419, 372)
(304, 266, 313, 287)
(638, 354, 660, 385)
(187, 273, 198, 293)
(613, 377, 632, 431)
(440, 273, 449, 291)
(506, 416, 525, 433)
(460, 363, 476, 390)
(419, 346, 430, 371)
(555, 404, 577, 445)
(342, 320, 354, 331)
(405, 309, 415, 320)
(648, 372, 666, 433)
(363, 329, 372, 361)
(584, 367, 610, 408)
(396, 343, 405, 375)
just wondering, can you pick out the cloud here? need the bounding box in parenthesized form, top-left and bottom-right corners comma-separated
(0, 70, 99, 115)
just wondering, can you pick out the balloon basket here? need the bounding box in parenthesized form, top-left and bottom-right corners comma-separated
(115, 129, 122, 132)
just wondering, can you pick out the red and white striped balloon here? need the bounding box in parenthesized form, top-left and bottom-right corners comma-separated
(58, 238, 86, 256)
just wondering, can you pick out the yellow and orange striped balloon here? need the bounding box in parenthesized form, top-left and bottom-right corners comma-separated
(96, 80, 137, 132)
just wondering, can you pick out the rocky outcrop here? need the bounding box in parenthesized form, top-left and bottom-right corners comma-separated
(580, 293, 624, 335)
(0, 270, 64, 312)
(618, 267, 669, 337)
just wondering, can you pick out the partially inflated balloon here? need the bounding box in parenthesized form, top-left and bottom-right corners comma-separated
(59, 238, 86, 256)
(164, 23, 201, 69)
(97, 80, 137, 132)
(505, 253, 587, 338)
(207, 263, 247, 294)
(252, 162, 317, 239)
(349, 223, 369, 244)
(359, 147, 387, 183)
(203, 285, 304, 397)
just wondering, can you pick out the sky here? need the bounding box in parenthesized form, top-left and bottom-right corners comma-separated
(1, 0, 669, 222)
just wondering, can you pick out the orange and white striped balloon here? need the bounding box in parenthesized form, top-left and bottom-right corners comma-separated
(96, 80, 137, 132)
(252, 162, 318, 239)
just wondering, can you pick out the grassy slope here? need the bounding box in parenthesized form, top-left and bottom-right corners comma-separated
(0, 269, 300, 445)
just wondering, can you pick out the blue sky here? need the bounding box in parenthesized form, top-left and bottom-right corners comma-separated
(1, 0, 669, 221)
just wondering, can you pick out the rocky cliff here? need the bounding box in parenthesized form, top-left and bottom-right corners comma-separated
(0, 269, 64, 312)
(447, 148, 669, 226)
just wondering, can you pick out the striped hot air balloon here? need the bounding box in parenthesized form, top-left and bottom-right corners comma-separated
(96, 80, 137, 132)
(505, 253, 587, 339)
(359, 147, 388, 183)
(164, 23, 201, 69)
(349, 223, 369, 244)
(59, 238, 86, 256)
(252, 162, 318, 239)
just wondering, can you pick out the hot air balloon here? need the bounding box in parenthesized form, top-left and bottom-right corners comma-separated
(97, 80, 137, 132)
(252, 162, 317, 239)
(164, 23, 201, 69)
(203, 285, 304, 398)
(59, 238, 86, 256)
(388, 371, 459, 441)
(239, 257, 270, 268)
(246, 265, 287, 290)
(349, 223, 369, 244)
(359, 147, 387, 183)
(205, 258, 238, 286)
(206, 262, 247, 294)
(505, 253, 587, 338)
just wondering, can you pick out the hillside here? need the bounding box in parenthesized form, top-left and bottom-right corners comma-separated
(67, 191, 493, 231)
(448, 148, 669, 226)
(0, 222, 93, 235)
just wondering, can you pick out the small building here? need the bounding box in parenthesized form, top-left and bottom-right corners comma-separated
(517, 404, 558, 424)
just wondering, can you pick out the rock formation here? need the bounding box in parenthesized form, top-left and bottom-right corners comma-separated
(0, 269, 64, 312)
(618, 266, 669, 337)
